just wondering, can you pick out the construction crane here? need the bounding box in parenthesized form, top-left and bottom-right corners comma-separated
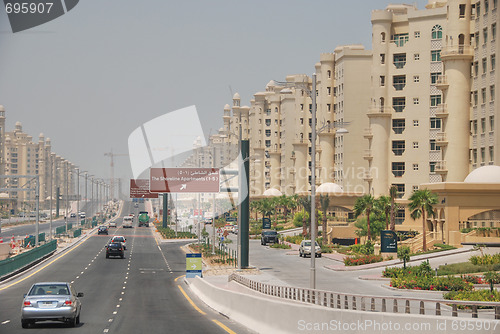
(104, 150, 128, 200)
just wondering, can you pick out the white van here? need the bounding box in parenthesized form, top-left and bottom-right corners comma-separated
(123, 216, 133, 228)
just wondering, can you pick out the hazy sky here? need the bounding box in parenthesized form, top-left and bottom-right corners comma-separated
(0, 0, 428, 193)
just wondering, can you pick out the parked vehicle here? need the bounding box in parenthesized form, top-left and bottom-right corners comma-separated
(261, 230, 279, 245)
(21, 282, 83, 328)
(138, 211, 149, 227)
(299, 240, 322, 258)
(106, 242, 124, 259)
(123, 216, 133, 228)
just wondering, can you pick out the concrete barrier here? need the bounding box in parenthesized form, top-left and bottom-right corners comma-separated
(188, 277, 500, 334)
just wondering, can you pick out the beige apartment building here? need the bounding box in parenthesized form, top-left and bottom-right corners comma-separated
(0, 105, 77, 212)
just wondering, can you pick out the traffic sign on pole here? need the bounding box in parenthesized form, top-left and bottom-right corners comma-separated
(186, 253, 202, 278)
(150, 168, 220, 193)
(130, 179, 158, 198)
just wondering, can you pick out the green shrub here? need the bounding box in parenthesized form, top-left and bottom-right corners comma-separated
(461, 274, 484, 284)
(343, 254, 383, 266)
(348, 241, 374, 255)
(390, 275, 473, 291)
(320, 244, 333, 253)
(444, 289, 500, 308)
(270, 243, 291, 250)
(285, 235, 305, 245)
(383, 261, 434, 278)
(484, 271, 500, 284)
(437, 262, 500, 275)
(469, 253, 500, 265)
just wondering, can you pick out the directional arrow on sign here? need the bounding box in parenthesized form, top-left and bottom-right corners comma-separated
(191, 264, 197, 269)
(180, 184, 187, 190)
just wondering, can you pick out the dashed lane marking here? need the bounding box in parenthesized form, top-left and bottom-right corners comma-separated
(1, 320, 10, 325)
(212, 319, 237, 334)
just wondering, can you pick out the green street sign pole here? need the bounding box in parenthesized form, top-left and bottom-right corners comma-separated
(240, 140, 250, 268)
(163, 193, 168, 229)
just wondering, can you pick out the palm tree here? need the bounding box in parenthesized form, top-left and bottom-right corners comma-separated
(375, 196, 391, 230)
(258, 198, 275, 220)
(278, 195, 291, 224)
(298, 196, 311, 236)
(319, 194, 330, 239)
(250, 200, 260, 220)
(389, 185, 398, 231)
(408, 189, 438, 252)
(354, 194, 375, 241)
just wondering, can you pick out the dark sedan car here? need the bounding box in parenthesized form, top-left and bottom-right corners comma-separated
(106, 242, 124, 259)
(21, 282, 83, 328)
(97, 226, 108, 235)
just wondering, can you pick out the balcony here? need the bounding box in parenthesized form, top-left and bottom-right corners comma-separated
(435, 132, 448, 146)
(435, 104, 448, 118)
(435, 75, 448, 89)
(393, 83, 406, 91)
(362, 172, 373, 181)
(441, 45, 474, 59)
(363, 150, 373, 161)
(363, 128, 373, 138)
(435, 160, 448, 174)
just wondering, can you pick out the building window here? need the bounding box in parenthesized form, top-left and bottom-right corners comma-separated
(490, 85, 495, 101)
(413, 163, 419, 171)
(380, 53, 385, 64)
(265, 140, 271, 148)
(485, 0, 489, 12)
(431, 50, 441, 62)
(430, 72, 442, 84)
(494, 0, 498, 9)
(413, 185, 419, 192)
(393, 53, 406, 69)
(430, 139, 440, 151)
(414, 31, 420, 38)
(481, 147, 486, 162)
(395, 206, 405, 221)
(265, 129, 271, 137)
(474, 61, 479, 75)
(392, 33, 409, 46)
(327, 70, 331, 78)
(392, 162, 405, 177)
(484, 28, 489, 44)
(413, 120, 419, 127)
(489, 146, 494, 161)
(392, 141, 405, 156)
(430, 117, 442, 129)
(413, 98, 419, 105)
(481, 117, 487, 133)
(413, 142, 419, 149)
(430, 161, 436, 173)
(327, 104, 331, 111)
(393, 75, 406, 90)
(380, 76, 385, 86)
(430, 95, 442, 106)
(491, 55, 496, 70)
(490, 115, 494, 131)
(473, 149, 478, 163)
(414, 53, 420, 61)
(459, 4, 467, 18)
(392, 119, 405, 134)
(482, 58, 487, 73)
(432, 25, 443, 39)
(473, 119, 478, 134)
(492, 23, 497, 40)
(393, 97, 406, 112)
(327, 87, 331, 95)
(473, 90, 479, 105)
(482, 88, 487, 103)
(414, 75, 420, 83)
(265, 119, 271, 126)
(300, 104, 304, 111)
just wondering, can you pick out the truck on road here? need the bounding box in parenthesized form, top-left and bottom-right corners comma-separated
(138, 211, 150, 227)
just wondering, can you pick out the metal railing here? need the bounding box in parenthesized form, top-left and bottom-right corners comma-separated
(228, 273, 500, 319)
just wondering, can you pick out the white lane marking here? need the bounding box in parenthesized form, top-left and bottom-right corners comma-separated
(108, 319, 113, 322)
(1, 320, 10, 325)
(122, 287, 126, 289)
(104, 329, 109, 333)
(116, 305, 120, 308)
(113, 311, 117, 315)
(119, 298, 123, 301)
(80, 271, 84, 274)
(76, 276, 80, 279)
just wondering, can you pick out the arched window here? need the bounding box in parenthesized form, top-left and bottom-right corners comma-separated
(381, 32, 386, 42)
(432, 25, 443, 39)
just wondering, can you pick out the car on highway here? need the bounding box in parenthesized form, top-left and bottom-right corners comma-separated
(21, 282, 83, 328)
(97, 226, 108, 235)
(105, 242, 124, 259)
(261, 230, 279, 245)
(79, 212, 86, 219)
(123, 216, 133, 228)
(108, 221, 117, 228)
(110, 236, 126, 249)
(69, 213, 76, 218)
(299, 240, 322, 258)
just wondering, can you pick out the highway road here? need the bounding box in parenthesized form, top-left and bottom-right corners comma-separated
(0, 201, 253, 334)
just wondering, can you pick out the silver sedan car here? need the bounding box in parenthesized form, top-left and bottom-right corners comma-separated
(21, 282, 83, 328)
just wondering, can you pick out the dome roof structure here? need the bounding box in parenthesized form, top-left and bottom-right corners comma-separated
(233, 93, 241, 100)
(224, 104, 231, 111)
(464, 165, 500, 183)
(316, 182, 343, 194)
(263, 188, 282, 197)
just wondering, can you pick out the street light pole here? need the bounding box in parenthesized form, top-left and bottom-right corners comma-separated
(49, 155, 53, 240)
(76, 168, 79, 228)
(310, 73, 317, 289)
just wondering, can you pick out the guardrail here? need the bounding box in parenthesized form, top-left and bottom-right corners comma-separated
(228, 273, 500, 320)
(0, 240, 57, 279)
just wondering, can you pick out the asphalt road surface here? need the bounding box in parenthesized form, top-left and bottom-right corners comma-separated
(0, 201, 253, 334)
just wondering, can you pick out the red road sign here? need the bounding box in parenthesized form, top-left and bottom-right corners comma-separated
(150, 168, 220, 193)
(130, 179, 159, 198)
